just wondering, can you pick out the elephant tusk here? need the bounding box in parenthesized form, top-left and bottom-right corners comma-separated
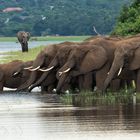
(39, 66, 54, 72)
(13, 71, 19, 76)
(107, 72, 109, 75)
(59, 72, 63, 77)
(29, 66, 40, 71)
(117, 67, 122, 76)
(52, 88, 57, 93)
(24, 66, 33, 70)
(58, 68, 71, 76)
(63, 68, 71, 73)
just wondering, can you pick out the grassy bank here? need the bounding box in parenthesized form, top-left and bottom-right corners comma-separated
(0, 36, 90, 42)
(0, 45, 45, 63)
(60, 90, 136, 106)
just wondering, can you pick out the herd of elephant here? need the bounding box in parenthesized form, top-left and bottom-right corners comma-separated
(2, 34, 140, 94)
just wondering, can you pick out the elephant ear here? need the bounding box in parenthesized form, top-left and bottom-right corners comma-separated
(129, 47, 140, 70)
(80, 47, 108, 73)
(26, 32, 30, 40)
(17, 31, 25, 41)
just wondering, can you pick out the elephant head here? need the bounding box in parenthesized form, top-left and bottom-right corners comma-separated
(103, 43, 140, 92)
(17, 31, 30, 52)
(12, 60, 33, 78)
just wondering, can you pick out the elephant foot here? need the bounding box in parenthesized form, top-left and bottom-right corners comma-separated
(52, 88, 65, 95)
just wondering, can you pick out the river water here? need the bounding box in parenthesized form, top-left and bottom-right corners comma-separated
(0, 92, 139, 140)
(0, 41, 62, 52)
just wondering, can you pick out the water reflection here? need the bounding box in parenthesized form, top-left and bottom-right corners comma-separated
(0, 93, 139, 140)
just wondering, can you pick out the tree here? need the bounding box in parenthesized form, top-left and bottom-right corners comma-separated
(112, 0, 140, 36)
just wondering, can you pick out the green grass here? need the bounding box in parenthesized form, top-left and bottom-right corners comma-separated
(0, 36, 91, 42)
(60, 90, 136, 106)
(0, 45, 45, 63)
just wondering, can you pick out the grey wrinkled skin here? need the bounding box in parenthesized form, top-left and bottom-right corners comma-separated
(17, 31, 30, 52)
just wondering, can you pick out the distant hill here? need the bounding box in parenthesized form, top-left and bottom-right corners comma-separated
(0, 0, 131, 36)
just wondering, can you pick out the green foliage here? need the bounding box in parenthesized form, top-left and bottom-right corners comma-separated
(60, 90, 134, 107)
(112, 0, 140, 36)
(0, 0, 130, 36)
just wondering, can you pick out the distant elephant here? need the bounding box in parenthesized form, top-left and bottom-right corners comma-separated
(0, 60, 32, 91)
(17, 31, 30, 52)
(16, 42, 76, 91)
(103, 35, 140, 92)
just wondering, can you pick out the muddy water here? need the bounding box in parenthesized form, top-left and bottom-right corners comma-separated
(0, 93, 140, 140)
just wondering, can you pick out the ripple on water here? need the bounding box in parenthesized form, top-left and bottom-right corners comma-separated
(0, 93, 139, 140)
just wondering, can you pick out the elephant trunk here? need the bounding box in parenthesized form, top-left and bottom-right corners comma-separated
(21, 42, 28, 52)
(28, 59, 58, 91)
(28, 68, 54, 91)
(55, 59, 75, 93)
(103, 56, 124, 92)
(55, 73, 69, 93)
(29, 54, 46, 71)
(17, 71, 37, 91)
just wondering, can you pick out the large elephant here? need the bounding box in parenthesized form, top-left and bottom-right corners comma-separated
(16, 42, 77, 91)
(17, 31, 30, 52)
(103, 36, 140, 92)
(0, 60, 32, 91)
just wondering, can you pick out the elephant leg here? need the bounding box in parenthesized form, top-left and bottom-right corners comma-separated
(110, 79, 121, 92)
(47, 85, 55, 94)
(78, 75, 84, 91)
(82, 72, 93, 91)
(0, 82, 4, 92)
(41, 85, 47, 92)
(96, 63, 110, 92)
(136, 70, 140, 92)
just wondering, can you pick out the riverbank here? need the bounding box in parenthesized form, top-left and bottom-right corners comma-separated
(0, 45, 44, 63)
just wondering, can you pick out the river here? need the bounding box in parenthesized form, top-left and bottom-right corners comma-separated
(0, 92, 139, 140)
(0, 41, 63, 53)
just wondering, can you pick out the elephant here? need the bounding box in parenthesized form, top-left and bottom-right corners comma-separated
(17, 31, 30, 52)
(0, 60, 32, 91)
(103, 35, 140, 92)
(16, 41, 78, 91)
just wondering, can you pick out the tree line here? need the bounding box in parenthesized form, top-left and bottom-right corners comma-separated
(0, 0, 130, 36)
